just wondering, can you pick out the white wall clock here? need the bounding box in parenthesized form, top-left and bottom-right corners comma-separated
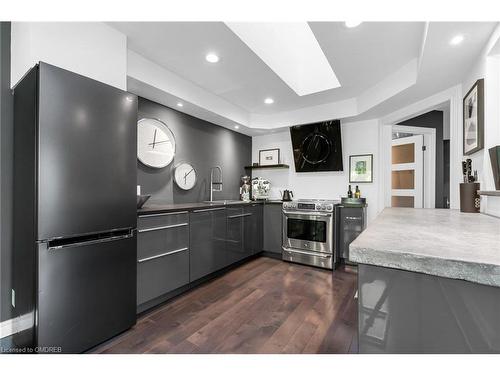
(137, 118, 176, 168)
(174, 162, 197, 190)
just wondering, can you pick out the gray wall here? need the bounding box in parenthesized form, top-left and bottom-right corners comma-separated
(0, 22, 13, 322)
(137, 98, 252, 204)
(398, 110, 447, 208)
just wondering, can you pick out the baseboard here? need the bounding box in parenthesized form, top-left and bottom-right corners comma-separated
(0, 313, 33, 339)
(260, 251, 282, 260)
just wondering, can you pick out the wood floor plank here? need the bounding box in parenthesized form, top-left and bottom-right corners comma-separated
(213, 292, 301, 354)
(93, 257, 358, 354)
(281, 320, 318, 354)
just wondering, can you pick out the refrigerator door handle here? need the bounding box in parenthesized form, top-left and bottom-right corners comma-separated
(47, 229, 134, 250)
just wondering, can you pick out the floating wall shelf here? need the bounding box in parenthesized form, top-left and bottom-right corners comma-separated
(244, 164, 290, 170)
(477, 190, 500, 196)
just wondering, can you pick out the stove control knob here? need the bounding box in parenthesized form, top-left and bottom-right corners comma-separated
(321, 204, 326, 210)
(315, 204, 321, 210)
(327, 204, 333, 211)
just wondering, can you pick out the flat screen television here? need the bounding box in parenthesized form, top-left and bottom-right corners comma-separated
(289, 120, 343, 172)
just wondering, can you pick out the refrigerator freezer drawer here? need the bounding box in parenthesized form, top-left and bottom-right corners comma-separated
(37, 234, 137, 353)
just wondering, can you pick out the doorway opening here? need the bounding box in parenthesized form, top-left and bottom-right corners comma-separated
(385, 109, 450, 209)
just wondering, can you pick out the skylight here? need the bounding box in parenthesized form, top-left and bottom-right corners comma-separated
(226, 22, 341, 96)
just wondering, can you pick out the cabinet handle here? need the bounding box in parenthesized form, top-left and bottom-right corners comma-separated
(282, 247, 332, 258)
(345, 216, 361, 220)
(227, 213, 253, 219)
(139, 211, 188, 218)
(138, 222, 188, 233)
(192, 207, 226, 213)
(138, 247, 188, 263)
(283, 210, 332, 217)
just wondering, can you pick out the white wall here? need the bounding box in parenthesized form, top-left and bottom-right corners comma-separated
(11, 22, 127, 90)
(461, 25, 500, 216)
(252, 120, 381, 222)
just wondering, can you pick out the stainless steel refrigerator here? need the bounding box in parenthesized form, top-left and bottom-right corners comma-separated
(12, 62, 138, 353)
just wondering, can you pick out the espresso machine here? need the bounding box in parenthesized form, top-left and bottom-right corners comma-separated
(251, 177, 271, 200)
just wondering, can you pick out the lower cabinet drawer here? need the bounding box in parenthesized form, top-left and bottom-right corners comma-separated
(137, 247, 189, 306)
(137, 225, 189, 260)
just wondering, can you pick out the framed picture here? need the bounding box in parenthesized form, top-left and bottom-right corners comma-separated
(463, 79, 484, 155)
(349, 154, 373, 183)
(259, 148, 280, 166)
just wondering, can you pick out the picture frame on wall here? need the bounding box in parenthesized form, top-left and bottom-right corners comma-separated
(349, 154, 373, 183)
(259, 148, 280, 166)
(463, 79, 484, 156)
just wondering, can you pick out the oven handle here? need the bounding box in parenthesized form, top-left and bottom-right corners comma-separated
(282, 247, 332, 258)
(282, 210, 332, 217)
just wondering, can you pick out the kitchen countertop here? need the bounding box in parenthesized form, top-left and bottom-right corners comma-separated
(349, 208, 500, 287)
(138, 200, 283, 215)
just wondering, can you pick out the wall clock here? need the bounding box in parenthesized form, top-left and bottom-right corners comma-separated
(137, 118, 176, 168)
(174, 162, 197, 190)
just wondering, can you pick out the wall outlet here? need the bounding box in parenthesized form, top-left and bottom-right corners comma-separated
(11, 289, 15, 308)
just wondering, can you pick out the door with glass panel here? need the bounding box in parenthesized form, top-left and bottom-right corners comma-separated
(391, 135, 424, 208)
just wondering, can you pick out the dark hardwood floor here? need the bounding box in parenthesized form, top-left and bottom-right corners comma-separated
(92, 257, 358, 354)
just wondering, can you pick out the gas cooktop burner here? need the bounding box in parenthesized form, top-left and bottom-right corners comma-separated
(282, 199, 339, 212)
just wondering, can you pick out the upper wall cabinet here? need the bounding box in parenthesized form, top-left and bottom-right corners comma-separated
(137, 118, 176, 168)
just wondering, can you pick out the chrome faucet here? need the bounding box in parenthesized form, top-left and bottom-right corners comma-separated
(209, 166, 223, 202)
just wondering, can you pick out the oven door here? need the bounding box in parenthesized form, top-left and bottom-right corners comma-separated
(282, 210, 333, 254)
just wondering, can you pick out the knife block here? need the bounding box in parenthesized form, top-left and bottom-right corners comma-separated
(459, 183, 480, 213)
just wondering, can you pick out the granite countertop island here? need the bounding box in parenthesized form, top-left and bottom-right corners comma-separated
(350, 208, 500, 287)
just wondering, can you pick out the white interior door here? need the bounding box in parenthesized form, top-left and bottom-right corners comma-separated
(391, 135, 424, 208)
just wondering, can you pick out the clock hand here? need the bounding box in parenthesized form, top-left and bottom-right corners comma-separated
(147, 140, 171, 146)
(184, 168, 194, 178)
(151, 129, 157, 149)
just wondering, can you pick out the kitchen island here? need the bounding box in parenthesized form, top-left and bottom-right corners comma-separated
(350, 208, 500, 353)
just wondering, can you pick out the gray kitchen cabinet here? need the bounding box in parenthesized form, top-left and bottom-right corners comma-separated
(226, 207, 246, 265)
(226, 204, 262, 263)
(136, 212, 190, 308)
(189, 207, 227, 281)
(244, 204, 263, 255)
(137, 247, 189, 306)
(263, 203, 282, 254)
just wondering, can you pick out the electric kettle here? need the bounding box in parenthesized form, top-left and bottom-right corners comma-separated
(282, 190, 293, 202)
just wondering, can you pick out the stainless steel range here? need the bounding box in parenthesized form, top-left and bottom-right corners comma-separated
(282, 199, 338, 269)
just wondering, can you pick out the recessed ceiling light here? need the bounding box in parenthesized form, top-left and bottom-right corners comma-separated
(234, 125, 240, 129)
(345, 21, 362, 28)
(264, 97, 274, 104)
(450, 35, 464, 46)
(177, 102, 183, 107)
(205, 53, 219, 63)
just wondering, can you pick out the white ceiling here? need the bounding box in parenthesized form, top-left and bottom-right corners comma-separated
(354, 22, 499, 121)
(108, 21, 498, 135)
